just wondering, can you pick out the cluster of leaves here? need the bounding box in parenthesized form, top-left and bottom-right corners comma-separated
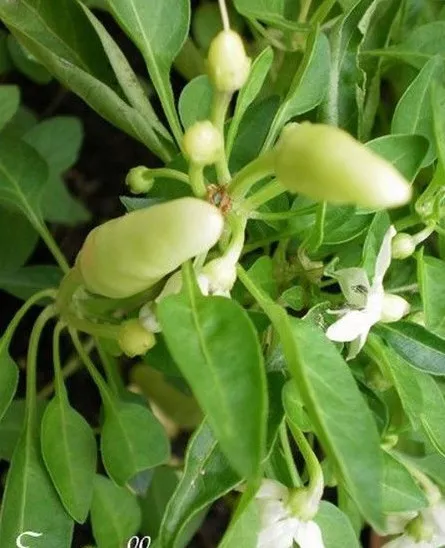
(1, 0, 445, 547)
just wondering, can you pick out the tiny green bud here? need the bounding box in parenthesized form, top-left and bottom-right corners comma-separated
(125, 166, 154, 194)
(274, 123, 412, 209)
(380, 293, 410, 323)
(391, 233, 416, 259)
(183, 121, 223, 166)
(118, 319, 156, 357)
(207, 30, 251, 92)
(365, 362, 392, 392)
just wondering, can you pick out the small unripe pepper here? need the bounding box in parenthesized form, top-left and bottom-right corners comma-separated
(77, 197, 224, 299)
(274, 123, 412, 209)
(118, 319, 156, 357)
(207, 30, 251, 92)
(183, 121, 223, 166)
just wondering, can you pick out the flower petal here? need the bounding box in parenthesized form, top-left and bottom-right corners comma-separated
(326, 310, 373, 342)
(346, 327, 371, 360)
(382, 534, 422, 548)
(293, 520, 325, 548)
(257, 517, 300, 548)
(373, 225, 396, 286)
(255, 479, 289, 501)
(335, 267, 370, 308)
(257, 499, 289, 528)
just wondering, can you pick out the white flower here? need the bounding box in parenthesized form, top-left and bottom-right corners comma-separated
(384, 501, 445, 548)
(254, 480, 325, 548)
(326, 226, 409, 359)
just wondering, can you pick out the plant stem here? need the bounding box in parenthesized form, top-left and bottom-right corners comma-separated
(189, 163, 207, 198)
(96, 340, 126, 396)
(228, 152, 275, 198)
(241, 179, 286, 210)
(145, 168, 190, 185)
(38, 223, 70, 274)
(69, 328, 115, 412)
(249, 206, 317, 221)
(25, 306, 56, 427)
(64, 313, 121, 340)
(52, 322, 69, 402)
(1, 288, 57, 348)
(211, 91, 232, 184)
(279, 421, 302, 487)
(38, 338, 95, 400)
(287, 420, 324, 499)
(218, 0, 230, 30)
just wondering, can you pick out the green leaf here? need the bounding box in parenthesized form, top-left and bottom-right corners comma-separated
(362, 211, 391, 280)
(0, 265, 63, 301)
(416, 373, 445, 456)
(368, 338, 423, 429)
(0, 429, 73, 546)
(392, 57, 441, 166)
(90, 474, 141, 548)
(382, 452, 428, 513)
(365, 22, 445, 69)
(219, 499, 259, 548)
(287, 319, 384, 529)
(158, 263, 268, 479)
(358, 0, 401, 140)
(13, 36, 171, 160)
(264, 29, 330, 148)
(0, 85, 20, 131)
(315, 502, 360, 548)
(229, 96, 279, 172)
(41, 395, 97, 523)
(0, 343, 19, 424)
(0, 0, 114, 82)
(105, 0, 190, 145)
(0, 134, 47, 230)
(101, 400, 170, 485)
(375, 322, 445, 376)
(320, 0, 373, 133)
(237, 270, 385, 530)
(0, 207, 38, 273)
(178, 75, 213, 130)
(79, 2, 171, 143)
(7, 34, 52, 84)
(140, 466, 179, 539)
(233, 0, 307, 30)
(418, 252, 445, 336)
(227, 46, 273, 154)
(23, 116, 89, 225)
(366, 134, 429, 181)
(159, 422, 239, 548)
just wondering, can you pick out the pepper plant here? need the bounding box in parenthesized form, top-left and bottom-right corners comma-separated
(1, 0, 445, 547)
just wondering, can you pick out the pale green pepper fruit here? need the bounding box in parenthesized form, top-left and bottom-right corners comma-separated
(77, 197, 224, 299)
(207, 29, 251, 92)
(274, 123, 412, 209)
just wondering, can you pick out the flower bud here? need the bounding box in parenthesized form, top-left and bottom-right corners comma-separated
(125, 166, 154, 194)
(77, 197, 224, 298)
(380, 293, 410, 323)
(183, 121, 223, 166)
(207, 30, 251, 92)
(198, 256, 237, 296)
(391, 233, 416, 260)
(118, 319, 156, 357)
(274, 123, 412, 209)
